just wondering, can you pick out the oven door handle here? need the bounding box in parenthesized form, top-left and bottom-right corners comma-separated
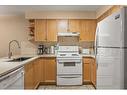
(59, 76, 80, 78)
(58, 61, 81, 63)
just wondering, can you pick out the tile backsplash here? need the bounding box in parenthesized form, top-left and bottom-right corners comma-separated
(79, 41, 94, 48)
(21, 41, 37, 55)
(20, 40, 94, 55)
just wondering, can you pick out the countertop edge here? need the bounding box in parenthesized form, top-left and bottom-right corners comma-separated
(0, 54, 95, 77)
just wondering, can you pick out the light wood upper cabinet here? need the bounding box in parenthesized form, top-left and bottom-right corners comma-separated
(80, 19, 97, 41)
(44, 57, 56, 83)
(57, 19, 68, 32)
(33, 19, 97, 41)
(35, 19, 46, 41)
(34, 19, 57, 42)
(68, 19, 81, 32)
(47, 20, 57, 41)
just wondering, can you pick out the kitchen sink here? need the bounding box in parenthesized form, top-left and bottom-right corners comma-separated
(7, 57, 32, 62)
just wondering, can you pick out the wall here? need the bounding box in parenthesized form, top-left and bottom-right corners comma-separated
(96, 5, 113, 18)
(0, 15, 36, 57)
(25, 11, 96, 19)
(97, 5, 122, 22)
(0, 5, 121, 57)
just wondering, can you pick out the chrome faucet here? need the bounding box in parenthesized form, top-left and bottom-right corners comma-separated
(8, 40, 20, 59)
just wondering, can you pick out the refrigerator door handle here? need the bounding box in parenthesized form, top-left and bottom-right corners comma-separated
(95, 25, 99, 56)
(95, 24, 99, 69)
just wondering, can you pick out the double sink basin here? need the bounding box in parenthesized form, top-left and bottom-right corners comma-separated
(7, 57, 32, 62)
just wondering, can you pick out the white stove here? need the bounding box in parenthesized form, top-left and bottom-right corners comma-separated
(57, 46, 83, 86)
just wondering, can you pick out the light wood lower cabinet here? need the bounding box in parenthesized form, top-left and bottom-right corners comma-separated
(34, 58, 44, 85)
(44, 57, 56, 83)
(24, 57, 56, 89)
(83, 59, 91, 82)
(24, 60, 35, 89)
(24, 57, 96, 89)
(83, 57, 96, 87)
(91, 59, 96, 86)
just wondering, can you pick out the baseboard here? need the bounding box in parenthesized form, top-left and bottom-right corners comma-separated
(36, 81, 96, 89)
(34, 82, 40, 89)
(83, 81, 96, 89)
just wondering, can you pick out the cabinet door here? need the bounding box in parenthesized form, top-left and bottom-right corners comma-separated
(39, 58, 45, 82)
(47, 20, 57, 41)
(57, 19, 68, 32)
(83, 58, 91, 82)
(34, 58, 45, 86)
(91, 59, 96, 86)
(80, 20, 97, 41)
(68, 19, 81, 32)
(44, 57, 56, 83)
(35, 19, 46, 41)
(24, 61, 34, 89)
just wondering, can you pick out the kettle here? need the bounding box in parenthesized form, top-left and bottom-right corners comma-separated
(50, 46, 55, 54)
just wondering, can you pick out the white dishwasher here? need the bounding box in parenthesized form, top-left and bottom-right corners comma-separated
(0, 66, 24, 89)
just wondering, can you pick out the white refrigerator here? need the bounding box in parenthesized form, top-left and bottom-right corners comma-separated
(95, 7, 127, 89)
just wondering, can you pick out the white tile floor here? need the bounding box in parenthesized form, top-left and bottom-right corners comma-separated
(38, 85, 95, 90)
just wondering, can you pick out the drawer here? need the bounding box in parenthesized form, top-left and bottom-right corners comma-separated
(83, 58, 94, 64)
(57, 75, 82, 85)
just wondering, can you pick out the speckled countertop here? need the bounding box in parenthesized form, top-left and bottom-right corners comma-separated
(0, 54, 94, 77)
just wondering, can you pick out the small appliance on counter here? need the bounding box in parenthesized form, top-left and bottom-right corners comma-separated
(50, 46, 55, 54)
(82, 48, 90, 55)
(37, 45, 45, 55)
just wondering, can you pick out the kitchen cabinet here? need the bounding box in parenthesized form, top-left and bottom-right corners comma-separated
(24, 60, 35, 89)
(57, 19, 68, 32)
(80, 20, 97, 41)
(34, 19, 57, 42)
(44, 57, 56, 83)
(47, 20, 57, 41)
(35, 19, 47, 41)
(31, 19, 97, 42)
(68, 19, 81, 32)
(57, 19, 81, 33)
(91, 58, 96, 86)
(34, 58, 44, 85)
(83, 57, 96, 87)
(24, 57, 56, 89)
(83, 58, 91, 82)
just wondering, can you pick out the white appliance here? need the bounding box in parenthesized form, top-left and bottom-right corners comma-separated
(95, 7, 127, 89)
(0, 66, 24, 89)
(82, 49, 90, 54)
(58, 32, 80, 36)
(57, 46, 82, 85)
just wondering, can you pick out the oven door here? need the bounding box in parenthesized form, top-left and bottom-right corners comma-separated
(57, 58, 82, 75)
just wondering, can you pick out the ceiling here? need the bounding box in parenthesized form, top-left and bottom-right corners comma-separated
(0, 5, 106, 15)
